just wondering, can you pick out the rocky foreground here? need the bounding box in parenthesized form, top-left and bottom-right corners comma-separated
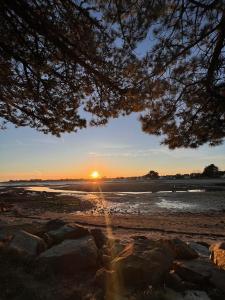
(0, 219, 225, 300)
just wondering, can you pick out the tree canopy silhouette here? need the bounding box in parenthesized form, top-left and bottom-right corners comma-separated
(144, 170, 159, 179)
(0, 0, 225, 148)
(202, 164, 219, 177)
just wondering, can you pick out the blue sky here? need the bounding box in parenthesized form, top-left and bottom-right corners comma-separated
(1, 10, 224, 181)
(0, 113, 224, 181)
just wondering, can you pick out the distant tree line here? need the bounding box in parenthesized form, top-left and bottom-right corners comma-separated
(143, 164, 224, 179)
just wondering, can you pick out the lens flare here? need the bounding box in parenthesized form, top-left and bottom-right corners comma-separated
(96, 185, 123, 299)
(91, 171, 100, 179)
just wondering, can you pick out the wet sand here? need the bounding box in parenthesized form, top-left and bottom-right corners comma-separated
(48, 178, 225, 192)
(0, 180, 225, 244)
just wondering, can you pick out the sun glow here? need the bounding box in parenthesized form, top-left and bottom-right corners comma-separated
(90, 170, 100, 179)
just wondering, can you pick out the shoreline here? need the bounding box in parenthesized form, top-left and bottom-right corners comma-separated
(0, 182, 225, 244)
(1, 178, 225, 192)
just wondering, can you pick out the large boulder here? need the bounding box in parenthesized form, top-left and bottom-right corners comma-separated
(8, 230, 46, 256)
(173, 259, 213, 285)
(210, 242, 225, 270)
(161, 239, 199, 260)
(44, 219, 66, 231)
(1, 222, 50, 243)
(38, 236, 98, 274)
(171, 290, 211, 300)
(47, 224, 89, 244)
(0, 222, 46, 242)
(187, 242, 210, 259)
(90, 228, 107, 249)
(102, 254, 112, 268)
(152, 289, 211, 300)
(95, 268, 135, 300)
(174, 258, 225, 294)
(111, 239, 173, 288)
(0, 229, 11, 242)
(95, 267, 116, 288)
(209, 266, 225, 294)
(165, 271, 185, 292)
(210, 241, 225, 251)
(105, 239, 128, 258)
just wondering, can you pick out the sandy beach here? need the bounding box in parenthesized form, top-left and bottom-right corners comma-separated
(0, 179, 225, 243)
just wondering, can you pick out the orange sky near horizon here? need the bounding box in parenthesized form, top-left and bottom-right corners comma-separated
(1, 115, 225, 182)
(0, 166, 208, 181)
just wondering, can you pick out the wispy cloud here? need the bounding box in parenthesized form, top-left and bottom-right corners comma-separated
(88, 147, 225, 161)
(99, 143, 133, 150)
(88, 148, 164, 158)
(31, 137, 61, 145)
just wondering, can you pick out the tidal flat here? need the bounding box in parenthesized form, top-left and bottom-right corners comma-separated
(0, 179, 225, 243)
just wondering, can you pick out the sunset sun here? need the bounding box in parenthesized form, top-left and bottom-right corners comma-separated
(90, 171, 100, 179)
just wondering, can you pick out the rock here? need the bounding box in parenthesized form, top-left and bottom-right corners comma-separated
(103, 291, 132, 300)
(0, 229, 12, 242)
(174, 259, 225, 292)
(94, 268, 132, 300)
(131, 235, 148, 240)
(162, 238, 199, 260)
(38, 236, 98, 273)
(45, 219, 66, 231)
(47, 224, 89, 244)
(25, 221, 47, 236)
(0, 219, 7, 227)
(182, 281, 200, 291)
(198, 241, 210, 248)
(94, 268, 115, 288)
(210, 242, 225, 270)
(174, 258, 225, 294)
(0, 241, 6, 250)
(179, 290, 211, 300)
(106, 239, 128, 258)
(0, 222, 46, 241)
(136, 288, 211, 300)
(102, 254, 112, 268)
(166, 270, 200, 291)
(90, 228, 107, 249)
(111, 239, 173, 288)
(165, 270, 184, 291)
(42, 232, 54, 248)
(64, 290, 82, 300)
(209, 266, 225, 294)
(8, 230, 46, 256)
(210, 242, 225, 251)
(173, 259, 213, 285)
(188, 242, 210, 258)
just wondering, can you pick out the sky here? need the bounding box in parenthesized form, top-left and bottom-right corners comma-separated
(2, 11, 224, 181)
(0, 113, 225, 181)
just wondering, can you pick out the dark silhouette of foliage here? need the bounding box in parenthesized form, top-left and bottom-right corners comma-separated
(0, 0, 225, 148)
(202, 164, 219, 177)
(144, 170, 159, 179)
(175, 174, 183, 179)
